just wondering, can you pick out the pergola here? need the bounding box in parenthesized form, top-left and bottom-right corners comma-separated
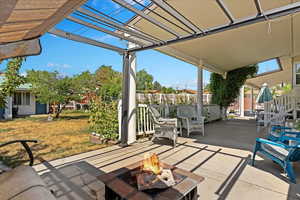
(1, 0, 300, 145)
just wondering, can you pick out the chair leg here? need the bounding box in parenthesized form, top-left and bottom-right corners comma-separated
(202, 126, 205, 137)
(285, 162, 296, 183)
(173, 134, 177, 148)
(252, 150, 257, 166)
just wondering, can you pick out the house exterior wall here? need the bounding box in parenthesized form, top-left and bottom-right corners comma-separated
(16, 93, 36, 115)
(4, 96, 12, 119)
(293, 55, 300, 88)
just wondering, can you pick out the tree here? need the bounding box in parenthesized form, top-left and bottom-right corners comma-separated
(73, 71, 97, 94)
(210, 65, 258, 117)
(204, 83, 211, 92)
(27, 70, 82, 118)
(161, 86, 176, 94)
(137, 69, 154, 91)
(95, 65, 122, 101)
(0, 57, 26, 108)
(153, 81, 162, 90)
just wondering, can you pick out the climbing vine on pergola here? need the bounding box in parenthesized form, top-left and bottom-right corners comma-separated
(210, 65, 258, 112)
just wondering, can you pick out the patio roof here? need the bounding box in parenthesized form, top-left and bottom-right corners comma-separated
(0, 0, 85, 44)
(1, 0, 300, 77)
(126, 0, 300, 75)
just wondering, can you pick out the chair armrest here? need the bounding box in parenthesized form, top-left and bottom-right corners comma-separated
(177, 116, 190, 124)
(197, 116, 205, 121)
(0, 140, 38, 166)
(280, 136, 300, 144)
(256, 138, 287, 149)
(271, 125, 292, 131)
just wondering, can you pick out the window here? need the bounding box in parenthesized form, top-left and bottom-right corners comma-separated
(295, 63, 300, 85)
(14, 92, 30, 105)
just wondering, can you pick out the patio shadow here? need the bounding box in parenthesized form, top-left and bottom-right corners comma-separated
(40, 160, 105, 200)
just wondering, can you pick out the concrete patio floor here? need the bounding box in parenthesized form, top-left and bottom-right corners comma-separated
(34, 119, 300, 200)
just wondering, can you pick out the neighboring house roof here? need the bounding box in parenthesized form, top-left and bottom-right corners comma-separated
(178, 89, 197, 94)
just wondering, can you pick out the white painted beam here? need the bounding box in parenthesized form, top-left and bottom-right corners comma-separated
(149, 0, 202, 33)
(48, 28, 125, 54)
(111, 0, 181, 37)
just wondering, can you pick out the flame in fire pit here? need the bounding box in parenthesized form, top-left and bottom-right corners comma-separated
(142, 153, 162, 174)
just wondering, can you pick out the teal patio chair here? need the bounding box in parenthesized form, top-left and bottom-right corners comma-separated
(252, 137, 300, 183)
(268, 125, 292, 141)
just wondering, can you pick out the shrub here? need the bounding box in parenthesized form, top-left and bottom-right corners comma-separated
(89, 97, 119, 141)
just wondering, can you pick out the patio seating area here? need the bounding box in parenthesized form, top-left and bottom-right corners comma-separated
(32, 119, 300, 200)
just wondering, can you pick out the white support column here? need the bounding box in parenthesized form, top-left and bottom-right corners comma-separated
(4, 96, 13, 119)
(240, 85, 245, 117)
(197, 67, 203, 118)
(120, 49, 137, 146)
(251, 87, 254, 114)
(128, 51, 137, 144)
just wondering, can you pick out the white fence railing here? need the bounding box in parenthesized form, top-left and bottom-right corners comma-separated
(264, 93, 300, 124)
(137, 93, 212, 105)
(118, 102, 222, 136)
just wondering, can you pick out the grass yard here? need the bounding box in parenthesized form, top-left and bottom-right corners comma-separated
(0, 111, 108, 167)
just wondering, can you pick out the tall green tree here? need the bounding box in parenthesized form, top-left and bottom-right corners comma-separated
(137, 69, 154, 91)
(210, 65, 258, 117)
(0, 57, 26, 108)
(73, 71, 97, 94)
(27, 70, 82, 118)
(95, 65, 122, 101)
(153, 81, 162, 90)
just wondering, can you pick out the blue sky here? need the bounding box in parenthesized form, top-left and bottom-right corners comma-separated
(0, 33, 210, 90)
(0, 0, 279, 90)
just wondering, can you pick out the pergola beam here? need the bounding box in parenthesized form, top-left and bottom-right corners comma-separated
(128, 2, 300, 52)
(48, 28, 125, 54)
(77, 7, 158, 44)
(216, 0, 235, 23)
(149, 0, 202, 33)
(111, 0, 181, 38)
(66, 16, 145, 46)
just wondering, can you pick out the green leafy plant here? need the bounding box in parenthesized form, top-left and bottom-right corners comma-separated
(0, 57, 26, 108)
(210, 65, 258, 117)
(89, 97, 119, 141)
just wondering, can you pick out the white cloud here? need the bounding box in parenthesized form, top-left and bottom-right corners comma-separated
(20, 72, 27, 77)
(47, 63, 72, 69)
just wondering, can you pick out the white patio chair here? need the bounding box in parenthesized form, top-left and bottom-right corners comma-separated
(177, 105, 205, 137)
(148, 106, 178, 147)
